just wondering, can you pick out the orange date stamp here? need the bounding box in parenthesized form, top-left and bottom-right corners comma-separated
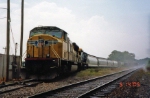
(119, 82, 140, 87)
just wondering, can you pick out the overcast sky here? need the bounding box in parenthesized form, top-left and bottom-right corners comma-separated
(0, 0, 150, 59)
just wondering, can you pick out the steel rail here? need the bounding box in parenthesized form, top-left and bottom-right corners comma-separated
(0, 79, 41, 95)
(0, 79, 35, 88)
(27, 68, 138, 98)
(78, 68, 139, 98)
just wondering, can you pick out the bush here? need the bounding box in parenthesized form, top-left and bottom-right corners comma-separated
(146, 60, 150, 71)
(76, 68, 112, 77)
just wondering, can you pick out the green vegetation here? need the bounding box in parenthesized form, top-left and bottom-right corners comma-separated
(147, 60, 150, 66)
(77, 68, 103, 77)
(146, 59, 150, 70)
(108, 50, 135, 62)
(138, 58, 150, 65)
(76, 67, 128, 77)
(107, 50, 138, 66)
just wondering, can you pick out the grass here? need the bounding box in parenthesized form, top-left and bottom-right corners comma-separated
(76, 67, 128, 77)
(145, 70, 150, 75)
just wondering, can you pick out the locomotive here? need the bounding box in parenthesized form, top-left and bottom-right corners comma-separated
(25, 26, 123, 79)
(25, 26, 87, 79)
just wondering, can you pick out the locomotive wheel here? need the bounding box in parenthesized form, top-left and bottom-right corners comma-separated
(25, 73, 30, 79)
(63, 65, 70, 73)
(77, 63, 82, 71)
(85, 64, 88, 69)
(60, 64, 70, 76)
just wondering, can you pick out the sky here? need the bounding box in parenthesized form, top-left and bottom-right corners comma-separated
(0, 0, 150, 59)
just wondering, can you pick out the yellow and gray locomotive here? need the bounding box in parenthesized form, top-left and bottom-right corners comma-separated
(25, 26, 86, 79)
(25, 26, 122, 79)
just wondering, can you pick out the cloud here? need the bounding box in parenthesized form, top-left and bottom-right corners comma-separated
(0, 1, 149, 59)
(23, 1, 111, 58)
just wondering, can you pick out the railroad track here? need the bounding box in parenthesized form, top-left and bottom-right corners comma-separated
(78, 69, 137, 98)
(28, 68, 140, 98)
(0, 79, 41, 95)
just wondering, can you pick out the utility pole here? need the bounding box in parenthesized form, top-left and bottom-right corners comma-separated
(6, 0, 10, 81)
(20, 0, 24, 69)
(15, 43, 18, 63)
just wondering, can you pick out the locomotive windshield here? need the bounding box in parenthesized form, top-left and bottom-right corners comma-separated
(30, 29, 62, 38)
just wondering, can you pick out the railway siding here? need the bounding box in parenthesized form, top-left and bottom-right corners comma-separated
(0, 79, 41, 95)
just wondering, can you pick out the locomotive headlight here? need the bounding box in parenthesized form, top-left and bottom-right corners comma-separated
(27, 54, 30, 58)
(46, 54, 50, 58)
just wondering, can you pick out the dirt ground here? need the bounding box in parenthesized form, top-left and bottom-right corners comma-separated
(109, 67, 150, 98)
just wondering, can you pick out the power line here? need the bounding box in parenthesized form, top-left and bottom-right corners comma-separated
(0, 7, 7, 9)
(10, 21, 16, 55)
(10, 44, 13, 55)
(0, 17, 6, 19)
(10, 23, 15, 45)
(0, 7, 7, 19)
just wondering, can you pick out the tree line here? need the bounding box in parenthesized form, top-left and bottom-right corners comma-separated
(108, 50, 150, 66)
(108, 50, 137, 66)
(108, 50, 135, 63)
